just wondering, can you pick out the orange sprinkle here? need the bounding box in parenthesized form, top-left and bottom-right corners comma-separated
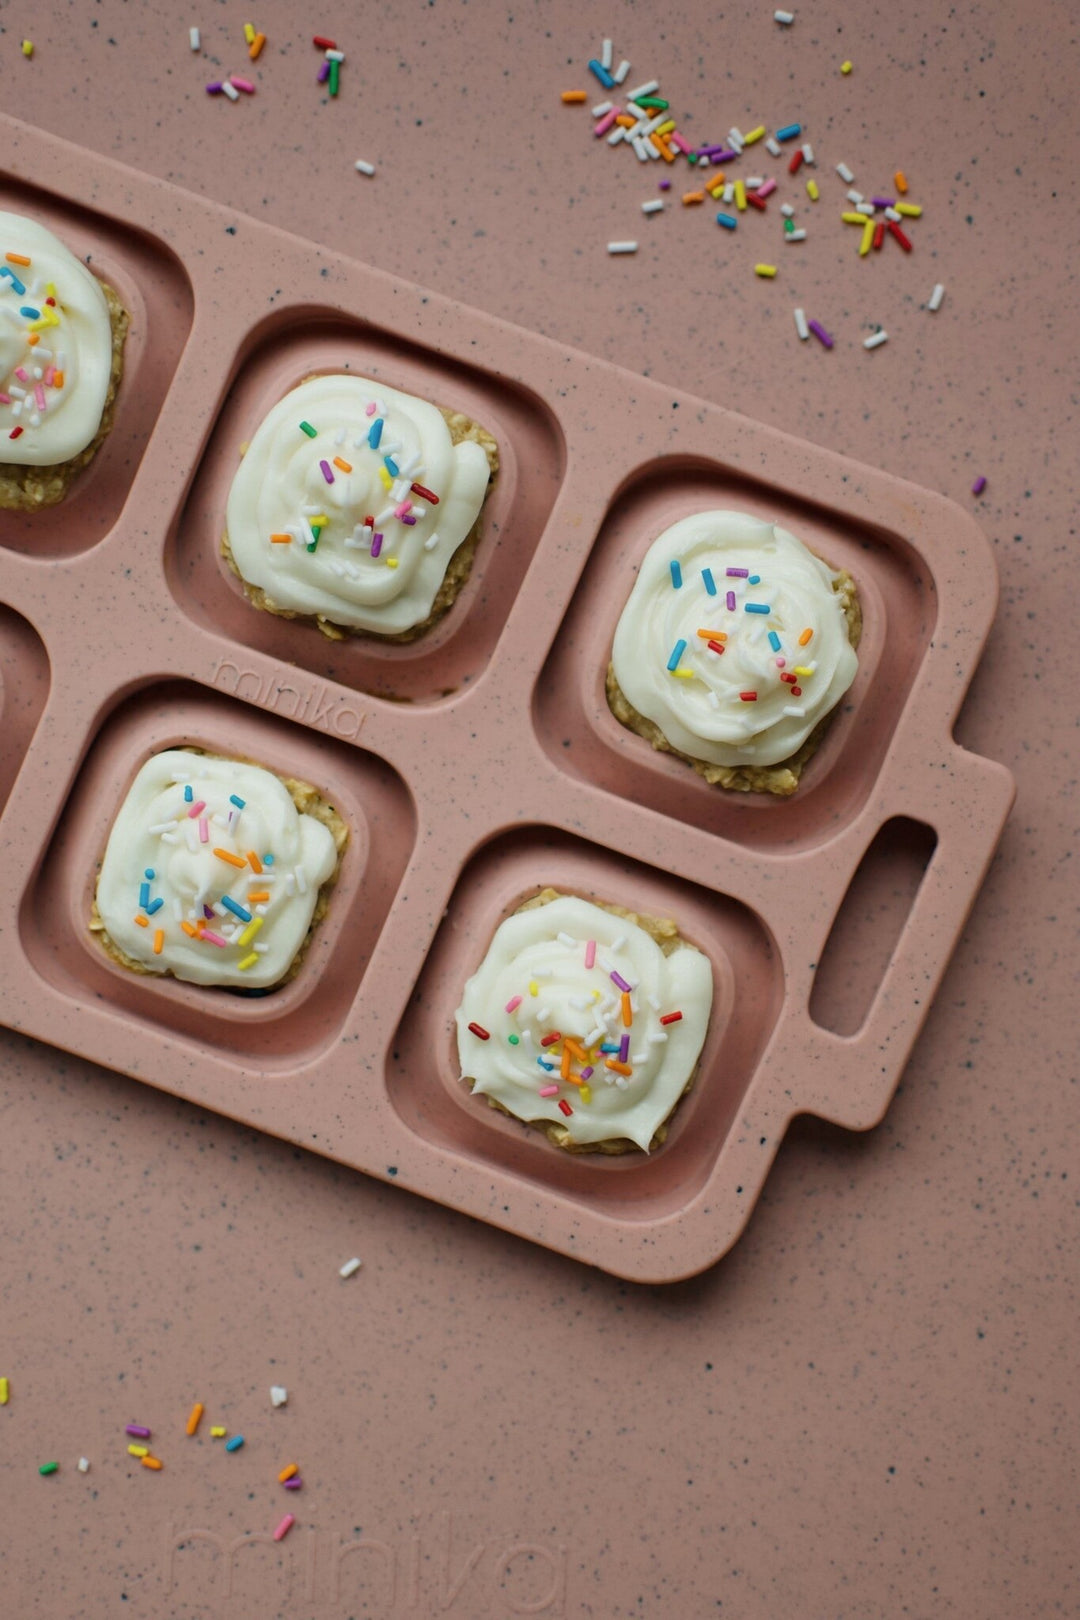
(278, 1463, 299, 1483)
(605, 1058, 633, 1077)
(894, 170, 908, 194)
(560, 90, 587, 103)
(560, 1045, 572, 1080)
(133, 914, 149, 928)
(52, 370, 64, 387)
(141, 1456, 163, 1471)
(332, 457, 352, 473)
(247, 851, 263, 873)
(246, 890, 270, 903)
(214, 847, 247, 869)
(180, 921, 198, 938)
(621, 992, 633, 1027)
(153, 929, 165, 955)
(249, 31, 266, 58)
(26, 334, 38, 346)
(563, 1037, 588, 1061)
(682, 191, 705, 205)
(798, 628, 813, 646)
(654, 135, 675, 163)
(270, 532, 292, 543)
(706, 174, 726, 194)
(561, 1071, 583, 1088)
(615, 114, 636, 128)
(5, 253, 31, 266)
(186, 1403, 204, 1436)
(697, 628, 727, 640)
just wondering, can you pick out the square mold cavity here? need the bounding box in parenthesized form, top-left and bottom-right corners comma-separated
(165, 309, 566, 704)
(19, 680, 415, 1067)
(0, 175, 194, 559)
(533, 457, 938, 852)
(385, 826, 783, 1223)
(0, 604, 50, 815)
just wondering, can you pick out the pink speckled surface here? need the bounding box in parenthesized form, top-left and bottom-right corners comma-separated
(0, 2, 1076, 1615)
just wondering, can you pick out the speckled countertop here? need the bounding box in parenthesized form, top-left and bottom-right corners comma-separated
(0, 2, 1075, 1615)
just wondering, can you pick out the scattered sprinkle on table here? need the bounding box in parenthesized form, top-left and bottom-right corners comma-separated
(189, 26, 200, 51)
(607, 241, 638, 254)
(774, 9, 795, 22)
(225, 1434, 245, 1452)
(274, 1513, 296, 1542)
(841, 60, 853, 73)
(354, 159, 375, 176)
(211, 1425, 228, 1438)
(339, 1256, 362, 1278)
(0, 1376, 9, 1405)
(185, 1402, 204, 1436)
(270, 1386, 288, 1407)
(928, 282, 945, 311)
(39, 1461, 58, 1475)
(808, 319, 834, 349)
(77, 1458, 90, 1473)
(972, 475, 987, 496)
(793, 307, 809, 340)
(755, 263, 777, 277)
(21, 39, 33, 58)
(863, 330, 888, 349)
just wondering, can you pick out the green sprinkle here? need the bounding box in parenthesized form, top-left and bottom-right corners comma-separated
(508, 1034, 520, 1045)
(39, 1461, 59, 1475)
(784, 217, 796, 234)
(307, 522, 323, 553)
(637, 97, 669, 110)
(329, 58, 340, 96)
(299, 421, 317, 438)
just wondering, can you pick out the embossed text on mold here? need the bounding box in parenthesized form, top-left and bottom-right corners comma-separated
(212, 658, 366, 740)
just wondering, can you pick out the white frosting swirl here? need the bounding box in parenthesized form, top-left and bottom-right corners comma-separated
(225, 375, 492, 634)
(611, 511, 857, 767)
(95, 750, 338, 989)
(0, 211, 113, 465)
(456, 896, 712, 1151)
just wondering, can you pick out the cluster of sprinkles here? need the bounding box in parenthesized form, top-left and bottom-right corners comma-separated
(467, 928, 682, 1120)
(200, 17, 266, 98)
(266, 393, 443, 573)
(566, 33, 942, 361)
(0, 242, 68, 443)
(665, 553, 817, 718)
(135, 771, 303, 972)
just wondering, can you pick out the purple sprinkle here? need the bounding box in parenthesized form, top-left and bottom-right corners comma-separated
(610, 970, 632, 993)
(726, 590, 736, 611)
(580, 1065, 594, 1081)
(203, 904, 215, 920)
(125, 1425, 151, 1439)
(206, 81, 223, 94)
(659, 179, 671, 190)
(370, 532, 383, 558)
(283, 1476, 303, 1491)
(400, 514, 417, 525)
(726, 567, 749, 578)
(872, 197, 895, 209)
(971, 475, 987, 496)
(319, 459, 334, 484)
(317, 60, 330, 82)
(618, 1033, 631, 1063)
(808, 319, 834, 349)
(698, 146, 737, 163)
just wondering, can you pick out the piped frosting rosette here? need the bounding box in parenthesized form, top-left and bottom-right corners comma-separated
(0, 211, 113, 465)
(225, 375, 492, 634)
(611, 511, 858, 767)
(456, 895, 712, 1151)
(95, 750, 339, 989)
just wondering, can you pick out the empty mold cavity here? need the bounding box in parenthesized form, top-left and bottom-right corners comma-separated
(810, 815, 938, 1036)
(386, 825, 782, 1222)
(166, 308, 565, 703)
(534, 456, 937, 852)
(0, 604, 50, 816)
(20, 679, 415, 1066)
(0, 175, 194, 559)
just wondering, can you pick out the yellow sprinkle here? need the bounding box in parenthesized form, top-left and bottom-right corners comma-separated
(656, 119, 676, 135)
(211, 1427, 227, 1439)
(21, 39, 33, 58)
(859, 219, 874, 256)
(243, 22, 256, 43)
(560, 90, 587, 103)
(127, 1444, 149, 1458)
(841, 59, 853, 73)
(237, 952, 259, 972)
(238, 915, 264, 949)
(793, 666, 813, 676)
(310, 513, 328, 526)
(529, 980, 539, 996)
(385, 557, 399, 568)
(671, 667, 695, 678)
(842, 212, 867, 225)
(895, 202, 922, 217)
(744, 125, 766, 144)
(755, 264, 778, 278)
(0, 1377, 9, 1404)
(378, 466, 393, 490)
(734, 179, 747, 212)
(579, 1085, 592, 1104)
(806, 178, 819, 201)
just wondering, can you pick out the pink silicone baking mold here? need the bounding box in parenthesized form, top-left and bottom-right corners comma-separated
(0, 115, 1014, 1282)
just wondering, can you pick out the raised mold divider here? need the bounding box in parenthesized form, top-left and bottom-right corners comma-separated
(0, 604, 50, 816)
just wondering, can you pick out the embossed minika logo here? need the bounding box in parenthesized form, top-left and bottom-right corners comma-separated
(165, 1510, 567, 1614)
(212, 657, 366, 740)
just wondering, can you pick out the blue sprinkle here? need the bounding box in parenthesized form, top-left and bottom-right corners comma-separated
(183, 785, 193, 802)
(776, 123, 802, 141)
(745, 603, 770, 615)
(368, 417, 383, 449)
(716, 212, 738, 230)
(670, 560, 682, 589)
(702, 568, 717, 596)
(768, 630, 782, 651)
(221, 897, 252, 923)
(600, 1042, 620, 1054)
(383, 454, 399, 477)
(229, 794, 246, 810)
(263, 854, 274, 866)
(139, 883, 150, 909)
(1, 269, 27, 295)
(19, 306, 40, 320)
(144, 868, 155, 880)
(145, 897, 164, 916)
(537, 1057, 555, 1072)
(225, 1435, 244, 1453)
(666, 637, 688, 671)
(748, 574, 761, 585)
(588, 58, 616, 88)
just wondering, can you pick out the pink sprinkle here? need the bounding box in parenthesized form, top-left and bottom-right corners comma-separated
(393, 500, 413, 519)
(273, 1514, 296, 1543)
(43, 367, 55, 386)
(14, 367, 28, 383)
(198, 817, 209, 844)
(230, 75, 256, 93)
(594, 109, 619, 136)
(201, 930, 228, 947)
(319, 459, 334, 484)
(538, 1085, 560, 1098)
(365, 401, 376, 416)
(756, 177, 777, 198)
(505, 995, 522, 1013)
(0, 394, 10, 405)
(34, 384, 46, 412)
(187, 800, 206, 819)
(584, 940, 596, 970)
(670, 132, 692, 155)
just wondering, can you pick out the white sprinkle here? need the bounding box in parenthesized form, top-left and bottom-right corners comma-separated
(585, 1026, 605, 1048)
(632, 1051, 649, 1064)
(884, 206, 901, 222)
(557, 932, 577, 947)
(607, 240, 639, 254)
(613, 58, 630, 83)
(801, 142, 814, 164)
(601, 37, 613, 69)
(780, 202, 795, 217)
(614, 1076, 630, 1089)
(607, 126, 627, 146)
(745, 176, 764, 190)
(598, 955, 617, 974)
(354, 159, 375, 176)
(610, 935, 626, 952)
(836, 161, 854, 183)
(628, 78, 659, 99)
(765, 137, 782, 156)
(284, 873, 296, 897)
(782, 704, 807, 717)
(325, 48, 345, 62)
(270, 1386, 288, 1407)
(641, 198, 664, 214)
(222, 81, 240, 101)
(863, 329, 888, 349)
(423, 530, 440, 551)
(856, 202, 875, 215)
(536, 1007, 551, 1022)
(148, 820, 178, 835)
(647, 1031, 669, 1044)
(568, 995, 591, 1010)
(928, 282, 945, 312)
(847, 188, 864, 205)
(630, 137, 649, 161)
(294, 866, 307, 895)
(339, 1257, 362, 1279)
(647, 995, 661, 1011)
(77, 1457, 90, 1473)
(520, 1029, 532, 1045)
(785, 228, 807, 242)
(592, 99, 613, 116)
(172, 898, 183, 921)
(255, 904, 269, 916)
(722, 183, 735, 203)
(184, 821, 198, 853)
(254, 943, 269, 954)
(793, 306, 809, 340)
(774, 8, 795, 22)
(728, 128, 745, 151)
(189, 26, 200, 51)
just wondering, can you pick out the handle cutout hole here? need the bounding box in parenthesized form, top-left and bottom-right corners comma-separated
(810, 816, 937, 1036)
